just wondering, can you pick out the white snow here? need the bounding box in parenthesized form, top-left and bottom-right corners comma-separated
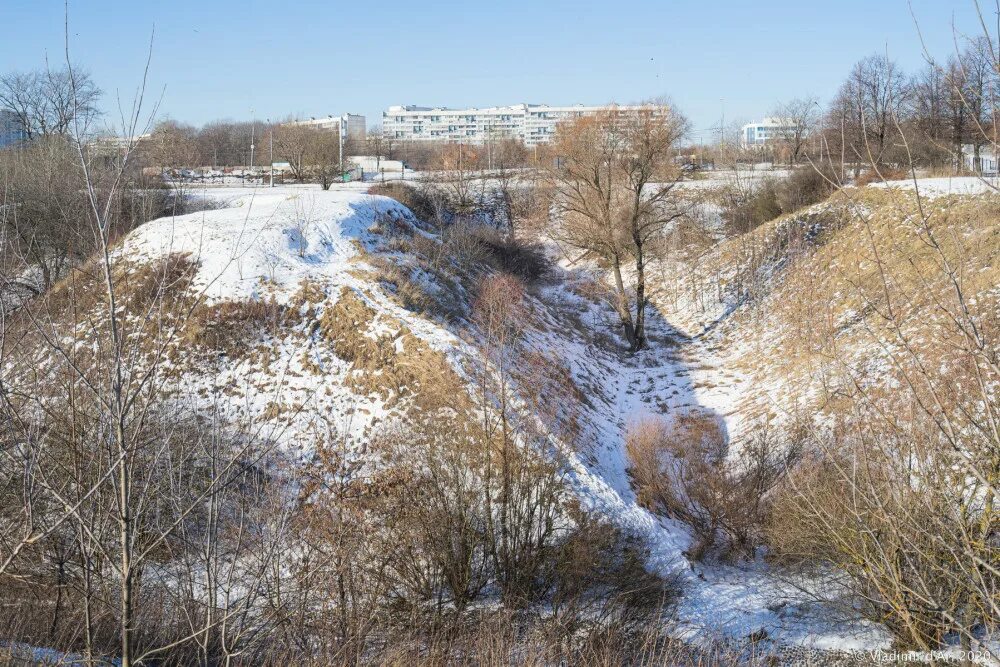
(120, 183, 468, 450)
(122, 184, 405, 302)
(870, 175, 1000, 197)
(116, 181, 907, 655)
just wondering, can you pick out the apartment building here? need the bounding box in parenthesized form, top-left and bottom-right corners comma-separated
(740, 117, 800, 148)
(382, 103, 651, 146)
(0, 110, 27, 148)
(286, 113, 366, 145)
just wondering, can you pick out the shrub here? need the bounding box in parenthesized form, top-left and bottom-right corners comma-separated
(854, 166, 909, 186)
(626, 413, 790, 561)
(442, 223, 550, 284)
(367, 182, 437, 224)
(774, 164, 841, 212)
(720, 178, 782, 235)
(767, 414, 998, 652)
(550, 511, 675, 632)
(720, 165, 842, 236)
(441, 221, 490, 275)
(366, 411, 674, 626)
(473, 226, 551, 283)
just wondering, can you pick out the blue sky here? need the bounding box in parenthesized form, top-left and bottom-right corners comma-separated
(0, 0, 988, 139)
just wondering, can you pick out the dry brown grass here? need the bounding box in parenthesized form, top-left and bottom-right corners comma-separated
(320, 614, 858, 667)
(318, 286, 468, 411)
(183, 297, 292, 358)
(367, 182, 437, 224)
(854, 167, 908, 186)
(705, 187, 1000, 427)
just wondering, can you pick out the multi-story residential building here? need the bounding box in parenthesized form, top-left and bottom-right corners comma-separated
(286, 114, 366, 145)
(0, 110, 27, 148)
(382, 103, 652, 146)
(740, 117, 800, 148)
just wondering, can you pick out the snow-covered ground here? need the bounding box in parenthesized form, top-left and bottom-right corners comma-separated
(0, 642, 118, 666)
(116, 182, 899, 655)
(872, 174, 1000, 196)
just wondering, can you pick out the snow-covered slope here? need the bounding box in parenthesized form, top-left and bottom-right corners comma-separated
(114, 185, 473, 450)
(666, 184, 1000, 443)
(99, 183, 904, 652)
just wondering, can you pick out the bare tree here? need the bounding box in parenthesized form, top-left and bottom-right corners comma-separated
(546, 102, 689, 351)
(907, 61, 952, 170)
(143, 119, 200, 168)
(828, 54, 910, 173)
(770, 97, 819, 165)
(0, 67, 101, 140)
(482, 138, 535, 238)
(271, 122, 346, 189)
(428, 142, 480, 216)
(365, 128, 385, 173)
(271, 122, 317, 182)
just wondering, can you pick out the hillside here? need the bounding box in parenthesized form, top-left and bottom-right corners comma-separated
(145, 185, 882, 642)
(8, 178, 996, 662)
(662, 182, 1000, 442)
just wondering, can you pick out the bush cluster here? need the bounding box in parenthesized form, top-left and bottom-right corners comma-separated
(626, 413, 794, 561)
(367, 182, 438, 225)
(721, 165, 840, 235)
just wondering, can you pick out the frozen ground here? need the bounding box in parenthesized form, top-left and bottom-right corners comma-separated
(872, 174, 1000, 196)
(120, 182, 896, 654)
(122, 182, 463, 449)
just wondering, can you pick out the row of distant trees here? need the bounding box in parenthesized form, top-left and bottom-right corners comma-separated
(826, 38, 998, 172)
(3, 32, 997, 179)
(140, 118, 540, 174)
(692, 36, 1000, 173)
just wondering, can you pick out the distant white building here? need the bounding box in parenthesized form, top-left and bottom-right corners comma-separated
(740, 117, 800, 148)
(349, 155, 405, 174)
(287, 114, 366, 145)
(87, 132, 151, 159)
(382, 103, 655, 146)
(961, 143, 998, 174)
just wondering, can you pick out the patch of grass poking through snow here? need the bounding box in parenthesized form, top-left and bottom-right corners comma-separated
(318, 286, 470, 410)
(183, 297, 293, 360)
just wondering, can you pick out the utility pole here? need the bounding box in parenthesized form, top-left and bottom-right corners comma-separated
(249, 108, 256, 182)
(719, 98, 725, 147)
(338, 115, 344, 183)
(268, 118, 274, 187)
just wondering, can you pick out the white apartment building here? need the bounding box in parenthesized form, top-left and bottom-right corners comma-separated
(740, 117, 800, 148)
(287, 113, 366, 145)
(382, 103, 651, 146)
